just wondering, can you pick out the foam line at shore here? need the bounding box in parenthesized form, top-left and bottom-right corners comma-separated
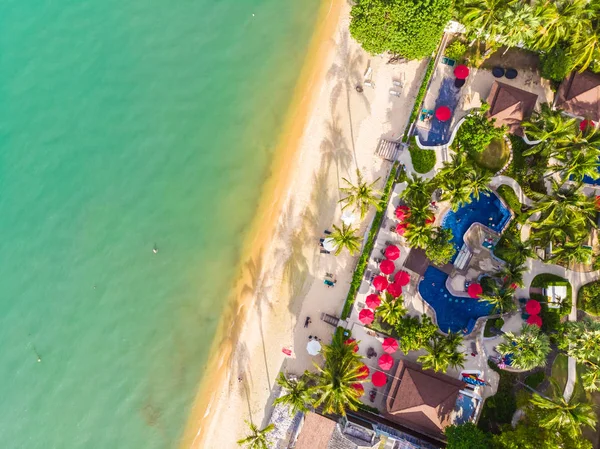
(178, 0, 345, 446)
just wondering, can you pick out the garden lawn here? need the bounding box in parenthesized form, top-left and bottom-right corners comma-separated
(409, 143, 436, 174)
(470, 137, 510, 172)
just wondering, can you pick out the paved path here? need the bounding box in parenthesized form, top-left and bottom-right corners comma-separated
(490, 175, 535, 206)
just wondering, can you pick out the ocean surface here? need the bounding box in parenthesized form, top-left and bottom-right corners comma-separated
(0, 0, 322, 447)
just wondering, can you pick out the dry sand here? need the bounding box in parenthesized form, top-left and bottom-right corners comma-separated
(178, 1, 428, 447)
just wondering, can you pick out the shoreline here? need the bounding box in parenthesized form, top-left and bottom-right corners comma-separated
(178, 0, 345, 446)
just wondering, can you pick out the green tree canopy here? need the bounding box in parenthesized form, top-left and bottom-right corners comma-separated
(558, 319, 600, 392)
(455, 104, 506, 155)
(425, 227, 457, 266)
(349, 0, 452, 59)
(394, 314, 437, 353)
(497, 324, 551, 371)
(445, 423, 491, 448)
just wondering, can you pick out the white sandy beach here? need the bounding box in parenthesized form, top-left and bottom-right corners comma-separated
(179, 2, 428, 447)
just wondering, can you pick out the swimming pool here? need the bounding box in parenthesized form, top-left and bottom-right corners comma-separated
(418, 266, 493, 333)
(442, 192, 512, 261)
(453, 392, 479, 425)
(416, 77, 460, 146)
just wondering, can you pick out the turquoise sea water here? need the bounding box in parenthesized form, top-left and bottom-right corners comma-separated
(0, 0, 322, 447)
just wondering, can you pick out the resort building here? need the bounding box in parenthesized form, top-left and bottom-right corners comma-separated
(384, 360, 475, 440)
(486, 81, 538, 135)
(291, 411, 440, 449)
(555, 70, 600, 122)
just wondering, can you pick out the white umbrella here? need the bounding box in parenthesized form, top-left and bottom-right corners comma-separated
(322, 237, 337, 253)
(306, 339, 322, 356)
(341, 209, 356, 225)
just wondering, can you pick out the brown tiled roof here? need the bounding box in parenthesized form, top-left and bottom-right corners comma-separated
(555, 71, 600, 121)
(486, 81, 538, 135)
(385, 360, 465, 438)
(295, 412, 336, 449)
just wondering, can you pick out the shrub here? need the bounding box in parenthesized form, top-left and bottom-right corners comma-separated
(341, 163, 399, 318)
(578, 280, 600, 316)
(484, 317, 504, 337)
(409, 142, 436, 173)
(478, 361, 517, 433)
(445, 40, 467, 61)
(445, 423, 491, 448)
(540, 46, 574, 82)
(524, 370, 545, 389)
(455, 105, 506, 154)
(496, 185, 523, 222)
(349, 0, 452, 59)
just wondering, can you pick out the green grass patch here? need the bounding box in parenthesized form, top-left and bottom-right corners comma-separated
(402, 57, 436, 143)
(484, 317, 504, 337)
(578, 280, 600, 316)
(524, 371, 545, 389)
(341, 163, 399, 319)
(531, 274, 572, 301)
(408, 139, 436, 173)
(470, 137, 510, 172)
(497, 185, 521, 214)
(478, 361, 518, 433)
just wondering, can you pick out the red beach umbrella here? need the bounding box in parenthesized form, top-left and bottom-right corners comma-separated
(510, 283, 518, 290)
(357, 365, 370, 380)
(352, 383, 365, 395)
(580, 119, 595, 131)
(380, 259, 395, 275)
(527, 314, 542, 328)
(372, 371, 387, 387)
(425, 215, 436, 225)
(378, 353, 394, 371)
(382, 337, 398, 354)
(468, 283, 483, 298)
(345, 338, 359, 352)
(396, 222, 409, 235)
(359, 308, 375, 325)
(385, 245, 401, 261)
(435, 106, 451, 122)
(366, 294, 382, 309)
(386, 282, 403, 298)
(526, 299, 541, 315)
(395, 205, 411, 221)
(373, 275, 389, 291)
(454, 64, 470, 79)
(394, 270, 410, 286)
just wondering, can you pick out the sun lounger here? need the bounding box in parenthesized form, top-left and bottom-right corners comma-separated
(389, 89, 401, 97)
(441, 57, 456, 66)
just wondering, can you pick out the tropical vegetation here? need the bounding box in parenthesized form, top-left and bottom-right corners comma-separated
(425, 228, 456, 265)
(557, 319, 600, 392)
(445, 423, 491, 448)
(578, 280, 600, 316)
(479, 283, 517, 314)
(274, 372, 312, 414)
(394, 314, 438, 353)
(330, 223, 362, 256)
(454, 104, 506, 155)
(376, 293, 407, 327)
(408, 142, 436, 174)
(417, 332, 466, 372)
(339, 169, 382, 219)
(349, 0, 452, 60)
(497, 325, 551, 371)
(237, 421, 275, 449)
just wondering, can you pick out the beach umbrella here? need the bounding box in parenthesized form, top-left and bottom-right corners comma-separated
(386, 282, 403, 298)
(454, 64, 470, 79)
(352, 383, 365, 395)
(382, 337, 398, 354)
(396, 222, 409, 235)
(385, 245, 400, 261)
(341, 209, 356, 225)
(394, 270, 410, 287)
(395, 205, 411, 221)
(359, 308, 375, 325)
(322, 237, 337, 252)
(306, 339, 322, 355)
(373, 275, 389, 291)
(468, 283, 483, 298)
(378, 353, 394, 370)
(357, 365, 370, 380)
(366, 294, 381, 309)
(345, 338, 359, 353)
(435, 106, 451, 122)
(372, 371, 387, 387)
(380, 259, 395, 275)
(527, 314, 542, 328)
(525, 299, 541, 315)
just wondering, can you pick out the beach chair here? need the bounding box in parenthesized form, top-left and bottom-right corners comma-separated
(389, 89, 401, 97)
(441, 57, 456, 66)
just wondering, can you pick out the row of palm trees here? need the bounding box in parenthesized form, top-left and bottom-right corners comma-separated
(456, 0, 600, 70)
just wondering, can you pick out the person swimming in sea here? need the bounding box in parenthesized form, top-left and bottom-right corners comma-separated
(153, 245, 158, 254)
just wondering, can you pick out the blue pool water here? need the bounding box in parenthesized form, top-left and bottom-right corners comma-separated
(416, 78, 460, 145)
(418, 266, 493, 333)
(582, 161, 600, 185)
(442, 192, 512, 260)
(454, 393, 478, 425)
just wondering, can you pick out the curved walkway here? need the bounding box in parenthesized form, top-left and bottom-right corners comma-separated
(490, 175, 535, 207)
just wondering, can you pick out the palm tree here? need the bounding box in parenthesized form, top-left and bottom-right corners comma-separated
(479, 284, 517, 314)
(522, 103, 576, 157)
(401, 174, 433, 206)
(418, 333, 466, 373)
(530, 380, 597, 438)
(440, 178, 473, 211)
(497, 324, 551, 371)
(404, 223, 433, 249)
(330, 223, 362, 256)
(376, 294, 407, 327)
(458, 0, 507, 51)
(529, 181, 596, 229)
(554, 146, 600, 183)
(311, 331, 365, 415)
(237, 421, 276, 449)
(549, 241, 593, 266)
(274, 372, 312, 414)
(339, 169, 382, 219)
(469, 169, 492, 201)
(498, 232, 535, 264)
(499, 3, 539, 49)
(533, 0, 590, 51)
(496, 262, 526, 288)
